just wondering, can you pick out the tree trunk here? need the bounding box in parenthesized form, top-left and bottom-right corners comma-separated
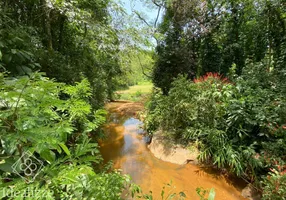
(41, 0, 53, 51)
(58, 15, 66, 52)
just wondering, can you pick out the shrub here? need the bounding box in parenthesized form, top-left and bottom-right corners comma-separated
(0, 73, 131, 199)
(262, 167, 286, 200)
(145, 61, 286, 181)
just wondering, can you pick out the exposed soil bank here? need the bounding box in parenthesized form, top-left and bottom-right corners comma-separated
(147, 130, 260, 200)
(148, 131, 199, 165)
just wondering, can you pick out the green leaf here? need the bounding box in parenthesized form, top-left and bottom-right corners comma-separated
(40, 149, 55, 163)
(161, 187, 165, 198)
(2, 54, 12, 63)
(208, 188, 216, 200)
(59, 143, 70, 156)
(11, 49, 17, 54)
(168, 193, 176, 199)
(0, 158, 16, 173)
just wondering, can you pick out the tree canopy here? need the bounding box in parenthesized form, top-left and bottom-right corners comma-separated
(153, 0, 286, 94)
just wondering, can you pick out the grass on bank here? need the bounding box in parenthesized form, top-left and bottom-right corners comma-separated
(116, 81, 153, 101)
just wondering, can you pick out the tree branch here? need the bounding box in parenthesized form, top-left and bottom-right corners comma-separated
(152, 0, 161, 7)
(137, 55, 152, 79)
(134, 11, 152, 27)
(154, 5, 162, 28)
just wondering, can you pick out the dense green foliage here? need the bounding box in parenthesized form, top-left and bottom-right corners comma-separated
(262, 168, 286, 200)
(1, 0, 286, 198)
(146, 0, 286, 197)
(146, 64, 286, 196)
(0, 73, 134, 199)
(153, 0, 286, 94)
(146, 66, 286, 175)
(0, 0, 155, 199)
(0, 0, 124, 106)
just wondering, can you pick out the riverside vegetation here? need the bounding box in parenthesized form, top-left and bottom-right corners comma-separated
(144, 0, 286, 199)
(0, 0, 212, 199)
(0, 0, 285, 199)
(0, 0, 159, 199)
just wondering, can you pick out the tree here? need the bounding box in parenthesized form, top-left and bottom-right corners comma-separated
(0, 0, 122, 107)
(152, 0, 286, 94)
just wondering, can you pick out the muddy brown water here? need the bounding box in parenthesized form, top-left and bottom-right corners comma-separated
(99, 102, 246, 200)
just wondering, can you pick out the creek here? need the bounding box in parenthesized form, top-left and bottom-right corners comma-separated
(99, 102, 246, 200)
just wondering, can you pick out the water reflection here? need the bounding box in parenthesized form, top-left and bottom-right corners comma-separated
(100, 102, 246, 200)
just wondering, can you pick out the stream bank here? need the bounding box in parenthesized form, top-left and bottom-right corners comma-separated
(100, 101, 247, 199)
(147, 130, 199, 165)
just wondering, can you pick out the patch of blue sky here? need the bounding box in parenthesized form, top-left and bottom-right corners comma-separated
(120, 0, 162, 23)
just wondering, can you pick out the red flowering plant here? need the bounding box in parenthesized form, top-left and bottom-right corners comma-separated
(193, 72, 234, 105)
(194, 72, 229, 85)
